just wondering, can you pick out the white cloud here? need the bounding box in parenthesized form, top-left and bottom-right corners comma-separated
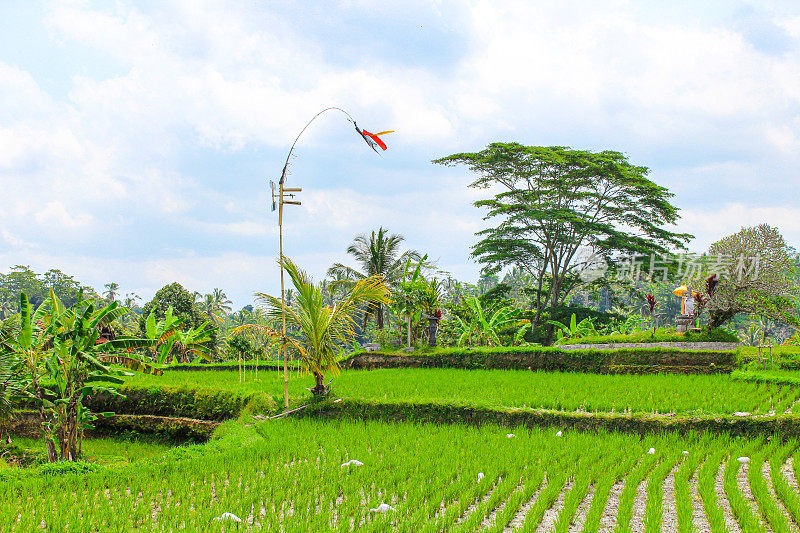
(678, 203, 800, 251)
(1, 1, 799, 306)
(34, 201, 96, 230)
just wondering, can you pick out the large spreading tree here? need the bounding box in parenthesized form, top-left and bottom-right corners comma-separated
(700, 224, 799, 328)
(433, 143, 691, 327)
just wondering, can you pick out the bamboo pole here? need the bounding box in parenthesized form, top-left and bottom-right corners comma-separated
(279, 181, 289, 411)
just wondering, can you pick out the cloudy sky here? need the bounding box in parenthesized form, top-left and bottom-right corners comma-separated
(1, 1, 799, 308)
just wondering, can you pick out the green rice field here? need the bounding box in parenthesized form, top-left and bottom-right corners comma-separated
(127, 368, 800, 416)
(1, 437, 172, 468)
(3, 418, 800, 532)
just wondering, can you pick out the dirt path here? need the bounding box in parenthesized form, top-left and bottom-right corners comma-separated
(716, 461, 742, 533)
(567, 484, 595, 533)
(762, 459, 799, 532)
(783, 458, 800, 493)
(455, 476, 501, 526)
(629, 477, 649, 533)
(738, 462, 770, 531)
(534, 479, 573, 533)
(482, 479, 524, 529)
(661, 462, 681, 533)
(504, 475, 548, 532)
(598, 479, 626, 533)
(689, 461, 712, 533)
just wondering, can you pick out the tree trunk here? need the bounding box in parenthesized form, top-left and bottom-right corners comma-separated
(407, 315, 412, 348)
(709, 309, 736, 328)
(376, 304, 384, 330)
(310, 371, 327, 396)
(31, 372, 58, 462)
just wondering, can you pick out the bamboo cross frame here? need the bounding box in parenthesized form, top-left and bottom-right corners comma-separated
(273, 181, 302, 411)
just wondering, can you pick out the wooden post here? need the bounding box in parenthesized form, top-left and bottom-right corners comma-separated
(279, 181, 288, 411)
(276, 183, 302, 412)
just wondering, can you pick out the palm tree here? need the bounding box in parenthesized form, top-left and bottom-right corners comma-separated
(327, 227, 423, 329)
(123, 292, 141, 310)
(257, 257, 389, 395)
(210, 288, 232, 317)
(102, 282, 119, 302)
(199, 289, 232, 325)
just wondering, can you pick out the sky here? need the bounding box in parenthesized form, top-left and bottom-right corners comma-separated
(1, 0, 799, 309)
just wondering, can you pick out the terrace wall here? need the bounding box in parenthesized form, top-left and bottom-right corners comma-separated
(342, 348, 737, 374)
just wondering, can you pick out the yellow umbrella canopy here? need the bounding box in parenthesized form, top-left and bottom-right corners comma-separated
(673, 286, 699, 296)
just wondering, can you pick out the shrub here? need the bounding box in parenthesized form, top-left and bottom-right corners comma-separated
(558, 327, 740, 345)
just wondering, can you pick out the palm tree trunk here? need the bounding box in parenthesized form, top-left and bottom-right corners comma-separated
(311, 371, 326, 396)
(376, 304, 384, 330)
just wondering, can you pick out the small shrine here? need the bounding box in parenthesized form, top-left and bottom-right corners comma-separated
(673, 284, 699, 333)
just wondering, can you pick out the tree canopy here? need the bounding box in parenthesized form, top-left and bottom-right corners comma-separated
(0, 266, 96, 317)
(700, 224, 800, 328)
(433, 143, 692, 326)
(139, 282, 205, 333)
(327, 227, 423, 329)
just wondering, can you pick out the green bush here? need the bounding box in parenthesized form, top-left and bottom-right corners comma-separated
(523, 306, 624, 345)
(558, 327, 740, 345)
(84, 385, 276, 421)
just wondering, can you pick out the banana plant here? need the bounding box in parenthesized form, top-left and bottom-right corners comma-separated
(4, 290, 158, 461)
(0, 315, 25, 440)
(170, 321, 216, 363)
(454, 296, 529, 347)
(143, 306, 184, 364)
(547, 313, 598, 343)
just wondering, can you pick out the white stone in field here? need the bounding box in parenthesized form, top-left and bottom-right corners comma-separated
(477, 472, 485, 481)
(506, 433, 515, 438)
(647, 448, 655, 455)
(341, 459, 364, 468)
(555, 430, 563, 437)
(733, 412, 751, 417)
(738, 457, 750, 463)
(370, 503, 395, 513)
(213, 512, 242, 522)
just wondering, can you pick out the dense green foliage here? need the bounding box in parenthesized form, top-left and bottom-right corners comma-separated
(84, 384, 274, 421)
(0, 266, 97, 316)
(433, 144, 692, 331)
(558, 326, 740, 345)
(346, 345, 736, 374)
(702, 224, 800, 328)
(328, 227, 423, 330)
(139, 282, 205, 333)
(2, 292, 157, 462)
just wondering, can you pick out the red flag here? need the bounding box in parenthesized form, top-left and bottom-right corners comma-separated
(354, 124, 394, 152)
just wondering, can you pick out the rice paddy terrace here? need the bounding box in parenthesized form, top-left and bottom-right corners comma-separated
(4, 418, 800, 532)
(6, 358, 800, 531)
